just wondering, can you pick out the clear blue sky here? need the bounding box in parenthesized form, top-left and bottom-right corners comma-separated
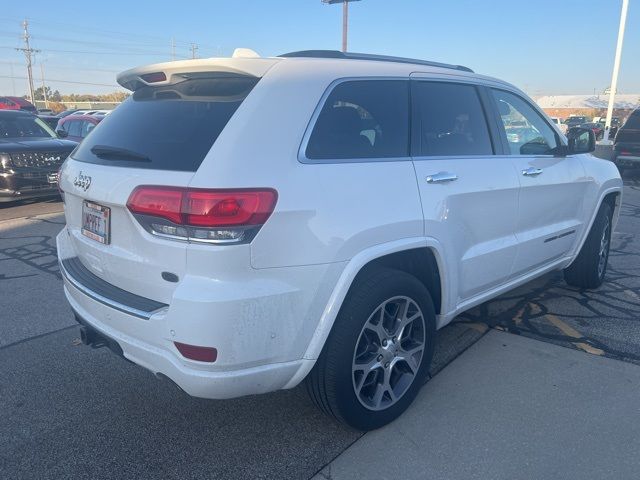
(1, 0, 638, 97)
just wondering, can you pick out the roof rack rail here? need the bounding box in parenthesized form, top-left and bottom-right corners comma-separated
(278, 50, 473, 73)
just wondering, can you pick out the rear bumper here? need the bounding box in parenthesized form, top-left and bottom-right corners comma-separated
(613, 154, 640, 166)
(65, 284, 311, 399)
(56, 227, 340, 399)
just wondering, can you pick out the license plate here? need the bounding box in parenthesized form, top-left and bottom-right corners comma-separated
(81, 201, 111, 245)
(47, 172, 59, 184)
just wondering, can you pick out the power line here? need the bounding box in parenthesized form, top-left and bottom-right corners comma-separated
(0, 60, 120, 74)
(0, 16, 218, 50)
(0, 74, 120, 88)
(0, 45, 188, 57)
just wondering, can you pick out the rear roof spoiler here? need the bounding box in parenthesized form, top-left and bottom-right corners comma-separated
(117, 57, 280, 91)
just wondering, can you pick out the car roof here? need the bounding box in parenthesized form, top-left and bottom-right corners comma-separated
(5, 96, 34, 107)
(61, 114, 102, 122)
(117, 49, 514, 92)
(279, 50, 473, 72)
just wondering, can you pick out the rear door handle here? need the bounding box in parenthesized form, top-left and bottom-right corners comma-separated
(426, 172, 458, 184)
(522, 167, 543, 176)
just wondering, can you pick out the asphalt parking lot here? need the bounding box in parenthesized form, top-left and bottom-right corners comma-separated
(1, 172, 639, 479)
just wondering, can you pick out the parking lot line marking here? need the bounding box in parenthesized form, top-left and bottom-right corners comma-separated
(545, 314, 604, 356)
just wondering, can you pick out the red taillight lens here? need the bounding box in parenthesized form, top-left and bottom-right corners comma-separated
(126, 186, 278, 244)
(185, 190, 277, 227)
(174, 342, 217, 362)
(127, 186, 183, 224)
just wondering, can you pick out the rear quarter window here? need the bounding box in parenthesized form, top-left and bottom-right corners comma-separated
(305, 80, 409, 160)
(71, 75, 258, 171)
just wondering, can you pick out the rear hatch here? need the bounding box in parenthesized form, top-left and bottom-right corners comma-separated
(60, 61, 270, 304)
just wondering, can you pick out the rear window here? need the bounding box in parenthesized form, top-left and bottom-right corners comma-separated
(623, 111, 640, 129)
(72, 75, 258, 171)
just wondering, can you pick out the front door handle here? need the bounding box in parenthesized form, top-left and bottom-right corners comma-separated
(522, 167, 543, 176)
(426, 172, 458, 184)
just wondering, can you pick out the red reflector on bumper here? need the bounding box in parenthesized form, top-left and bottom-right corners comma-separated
(174, 342, 218, 362)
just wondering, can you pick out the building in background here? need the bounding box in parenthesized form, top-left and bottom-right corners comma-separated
(537, 94, 639, 122)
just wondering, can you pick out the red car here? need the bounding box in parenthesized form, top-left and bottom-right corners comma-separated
(56, 114, 103, 142)
(580, 122, 605, 141)
(0, 96, 21, 111)
(0, 96, 37, 112)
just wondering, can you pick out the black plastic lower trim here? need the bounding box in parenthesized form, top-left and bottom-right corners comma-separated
(61, 256, 167, 319)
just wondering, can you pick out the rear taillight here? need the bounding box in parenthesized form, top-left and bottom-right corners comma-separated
(127, 186, 277, 245)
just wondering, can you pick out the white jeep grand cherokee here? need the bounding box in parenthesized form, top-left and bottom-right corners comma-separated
(57, 50, 622, 430)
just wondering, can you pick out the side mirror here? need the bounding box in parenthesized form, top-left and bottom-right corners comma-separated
(567, 127, 595, 154)
(56, 129, 68, 138)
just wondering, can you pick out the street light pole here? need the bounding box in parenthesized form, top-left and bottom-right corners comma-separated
(323, 0, 361, 52)
(40, 63, 48, 109)
(603, 0, 629, 143)
(342, 1, 349, 52)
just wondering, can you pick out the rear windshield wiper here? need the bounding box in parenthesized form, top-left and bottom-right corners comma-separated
(90, 145, 150, 162)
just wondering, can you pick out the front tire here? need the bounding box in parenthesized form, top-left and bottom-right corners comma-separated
(564, 201, 613, 289)
(306, 268, 436, 431)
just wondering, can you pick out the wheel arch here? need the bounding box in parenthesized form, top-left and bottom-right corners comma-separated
(568, 186, 622, 267)
(284, 238, 447, 389)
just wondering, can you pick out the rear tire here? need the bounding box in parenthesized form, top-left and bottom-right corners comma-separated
(306, 268, 436, 431)
(563, 201, 613, 289)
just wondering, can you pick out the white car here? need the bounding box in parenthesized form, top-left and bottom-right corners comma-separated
(551, 116, 568, 134)
(57, 50, 622, 430)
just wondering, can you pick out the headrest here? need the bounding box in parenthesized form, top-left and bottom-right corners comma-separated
(497, 100, 511, 116)
(323, 106, 363, 135)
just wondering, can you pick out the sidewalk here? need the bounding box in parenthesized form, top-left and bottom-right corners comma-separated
(313, 330, 640, 480)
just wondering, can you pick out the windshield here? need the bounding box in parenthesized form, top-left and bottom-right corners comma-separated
(72, 74, 259, 171)
(0, 115, 56, 139)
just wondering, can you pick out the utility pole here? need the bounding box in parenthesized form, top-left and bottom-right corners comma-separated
(9, 62, 16, 96)
(15, 20, 40, 104)
(603, 0, 629, 144)
(171, 37, 176, 61)
(190, 43, 199, 59)
(40, 63, 48, 108)
(322, 0, 361, 52)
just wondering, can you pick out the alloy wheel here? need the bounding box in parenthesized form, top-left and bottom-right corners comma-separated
(351, 296, 426, 411)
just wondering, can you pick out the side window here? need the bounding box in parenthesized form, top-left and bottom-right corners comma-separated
(67, 120, 82, 138)
(306, 80, 409, 160)
(412, 82, 493, 156)
(491, 89, 558, 155)
(81, 120, 96, 137)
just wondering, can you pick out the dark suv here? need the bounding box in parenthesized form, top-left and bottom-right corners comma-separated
(613, 108, 640, 172)
(0, 110, 77, 202)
